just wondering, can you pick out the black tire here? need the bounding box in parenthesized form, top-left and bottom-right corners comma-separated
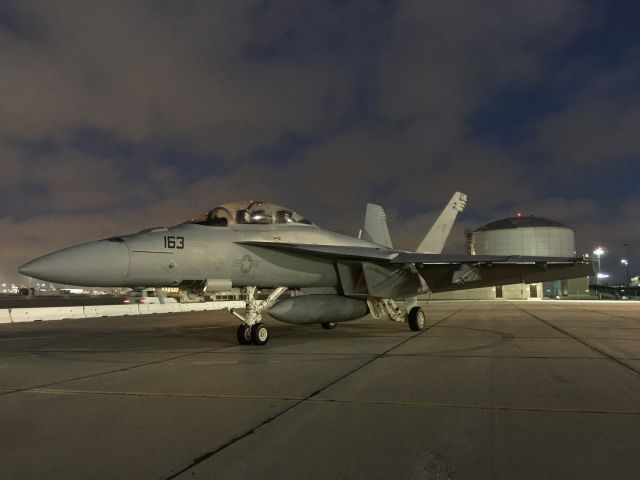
(251, 323, 269, 346)
(236, 324, 252, 345)
(408, 307, 426, 331)
(321, 322, 337, 330)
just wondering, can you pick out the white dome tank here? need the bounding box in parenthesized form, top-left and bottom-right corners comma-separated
(471, 216, 575, 257)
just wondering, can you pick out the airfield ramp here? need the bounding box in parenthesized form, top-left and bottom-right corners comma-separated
(1, 301, 640, 479)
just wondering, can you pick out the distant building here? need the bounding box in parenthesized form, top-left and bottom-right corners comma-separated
(431, 215, 589, 300)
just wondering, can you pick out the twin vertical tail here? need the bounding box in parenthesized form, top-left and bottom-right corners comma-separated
(361, 192, 468, 253)
(362, 203, 393, 248)
(416, 192, 468, 254)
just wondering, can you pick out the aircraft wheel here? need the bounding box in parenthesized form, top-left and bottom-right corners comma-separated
(252, 323, 269, 346)
(408, 307, 426, 331)
(321, 322, 337, 330)
(236, 324, 252, 345)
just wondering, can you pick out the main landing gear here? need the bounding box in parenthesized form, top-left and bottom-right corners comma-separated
(229, 286, 287, 346)
(408, 306, 426, 331)
(367, 298, 427, 332)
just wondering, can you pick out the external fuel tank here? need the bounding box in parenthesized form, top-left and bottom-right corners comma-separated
(268, 295, 369, 324)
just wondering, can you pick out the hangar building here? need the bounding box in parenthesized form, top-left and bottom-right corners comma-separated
(430, 215, 589, 300)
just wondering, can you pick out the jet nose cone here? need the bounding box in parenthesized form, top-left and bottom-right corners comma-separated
(19, 239, 130, 286)
(17, 261, 43, 278)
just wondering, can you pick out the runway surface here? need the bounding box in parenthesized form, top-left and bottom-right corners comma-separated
(1, 300, 640, 479)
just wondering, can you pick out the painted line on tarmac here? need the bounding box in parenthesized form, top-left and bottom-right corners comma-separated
(25, 386, 640, 417)
(307, 397, 640, 416)
(28, 387, 305, 402)
(388, 350, 597, 360)
(0, 341, 241, 398)
(0, 387, 19, 393)
(540, 301, 640, 322)
(0, 335, 59, 342)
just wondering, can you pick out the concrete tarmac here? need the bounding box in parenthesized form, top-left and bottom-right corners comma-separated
(1, 300, 640, 479)
(0, 295, 124, 309)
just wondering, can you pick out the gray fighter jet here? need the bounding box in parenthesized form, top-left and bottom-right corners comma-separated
(19, 194, 593, 345)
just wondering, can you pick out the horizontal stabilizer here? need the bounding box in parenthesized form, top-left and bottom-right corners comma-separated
(417, 192, 468, 253)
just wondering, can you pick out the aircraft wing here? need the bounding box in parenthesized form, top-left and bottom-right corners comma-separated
(408, 256, 593, 293)
(391, 252, 585, 265)
(389, 252, 594, 290)
(237, 241, 594, 297)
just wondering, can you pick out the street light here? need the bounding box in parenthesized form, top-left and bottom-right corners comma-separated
(621, 259, 629, 286)
(593, 247, 605, 285)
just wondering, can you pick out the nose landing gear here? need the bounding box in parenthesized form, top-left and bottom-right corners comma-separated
(229, 286, 287, 346)
(236, 323, 269, 346)
(251, 323, 269, 345)
(236, 324, 252, 345)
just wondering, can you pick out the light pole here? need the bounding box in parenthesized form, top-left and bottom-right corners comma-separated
(621, 259, 629, 286)
(593, 247, 604, 285)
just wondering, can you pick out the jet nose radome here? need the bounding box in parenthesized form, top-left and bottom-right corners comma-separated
(19, 239, 130, 287)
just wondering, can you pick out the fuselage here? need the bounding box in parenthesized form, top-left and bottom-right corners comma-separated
(19, 222, 381, 288)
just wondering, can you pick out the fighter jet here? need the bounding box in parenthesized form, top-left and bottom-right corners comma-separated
(19, 194, 593, 345)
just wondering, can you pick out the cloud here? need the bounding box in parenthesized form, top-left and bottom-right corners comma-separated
(0, 144, 26, 187)
(0, 1, 357, 157)
(0, 142, 187, 215)
(374, 0, 586, 124)
(537, 97, 640, 168)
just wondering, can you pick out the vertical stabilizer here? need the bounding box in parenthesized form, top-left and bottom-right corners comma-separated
(416, 192, 468, 253)
(362, 203, 393, 248)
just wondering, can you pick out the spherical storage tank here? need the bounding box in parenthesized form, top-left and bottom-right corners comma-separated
(471, 216, 575, 257)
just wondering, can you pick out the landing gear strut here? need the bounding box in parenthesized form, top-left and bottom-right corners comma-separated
(367, 298, 427, 332)
(228, 286, 287, 346)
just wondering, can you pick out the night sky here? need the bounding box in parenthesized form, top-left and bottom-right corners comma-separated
(1, 1, 639, 285)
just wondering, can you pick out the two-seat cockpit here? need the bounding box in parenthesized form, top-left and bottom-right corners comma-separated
(189, 201, 313, 227)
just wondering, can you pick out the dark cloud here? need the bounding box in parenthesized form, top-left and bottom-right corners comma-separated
(374, 0, 586, 123)
(537, 96, 640, 168)
(2, 1, 640, 284)
(0, 1, 356, 157)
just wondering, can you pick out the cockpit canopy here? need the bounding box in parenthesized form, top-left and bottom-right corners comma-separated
(189, 201, 313, 227)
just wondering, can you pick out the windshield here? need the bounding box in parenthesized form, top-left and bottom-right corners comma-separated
(188, 200, 313, 227)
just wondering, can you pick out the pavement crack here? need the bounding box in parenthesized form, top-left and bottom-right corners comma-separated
(512, 303, 640, 378)
(162, 305, 469, 479)
(0, 343, 238, 397)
